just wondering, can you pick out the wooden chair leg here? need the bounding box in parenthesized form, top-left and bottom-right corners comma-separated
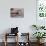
(15, 33, 18, 46)
(4, 41, 7, 46)
(4, 33, 7, 46)
(16, 34, 18, 46)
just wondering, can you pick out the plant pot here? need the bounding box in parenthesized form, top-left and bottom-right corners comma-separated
(40, 39, 45, 43)
(37, 39, 45, 44)
(37, 39, 40, 43)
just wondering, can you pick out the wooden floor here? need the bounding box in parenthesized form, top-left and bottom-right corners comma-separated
(0, 42, 46, 46)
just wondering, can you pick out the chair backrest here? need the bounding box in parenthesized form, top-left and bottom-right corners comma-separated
(11, 27, 18, 34)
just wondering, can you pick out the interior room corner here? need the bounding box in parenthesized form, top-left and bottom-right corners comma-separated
(0, 0, 46, 46)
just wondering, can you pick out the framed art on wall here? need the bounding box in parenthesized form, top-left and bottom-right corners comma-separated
(36, 0, 46, 26)
(10, 8, 24, 18)
(37, 0, 46, 17)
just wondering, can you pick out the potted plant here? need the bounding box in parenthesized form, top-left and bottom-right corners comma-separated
(32, 25, 39, 30)
(33, 32, 46, 43)
(32, 24, 45, 30)
(40, 26, 45, 29)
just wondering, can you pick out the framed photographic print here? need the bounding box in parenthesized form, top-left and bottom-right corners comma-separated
(36, 0, 46, 26)
(10, 8, 24, 18)
(37, 0, 46, 18)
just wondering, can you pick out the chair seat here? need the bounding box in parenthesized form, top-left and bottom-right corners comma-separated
(6, 33, 17, 36)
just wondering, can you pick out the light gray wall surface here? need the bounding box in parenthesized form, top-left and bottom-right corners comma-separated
(0, 0, 36, 42)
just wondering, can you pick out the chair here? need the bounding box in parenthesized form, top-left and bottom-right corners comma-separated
(18, 33, 30, 46)
(4, 27, 19, 46)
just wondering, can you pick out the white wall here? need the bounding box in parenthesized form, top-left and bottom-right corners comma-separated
(0, 0, 36, 42)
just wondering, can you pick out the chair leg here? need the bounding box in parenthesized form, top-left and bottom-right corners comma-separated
(15, 34, 18, 46)
(4, 33, 7, 46)
(16, 34, 18, 46)
(4, 41, 7, 46)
